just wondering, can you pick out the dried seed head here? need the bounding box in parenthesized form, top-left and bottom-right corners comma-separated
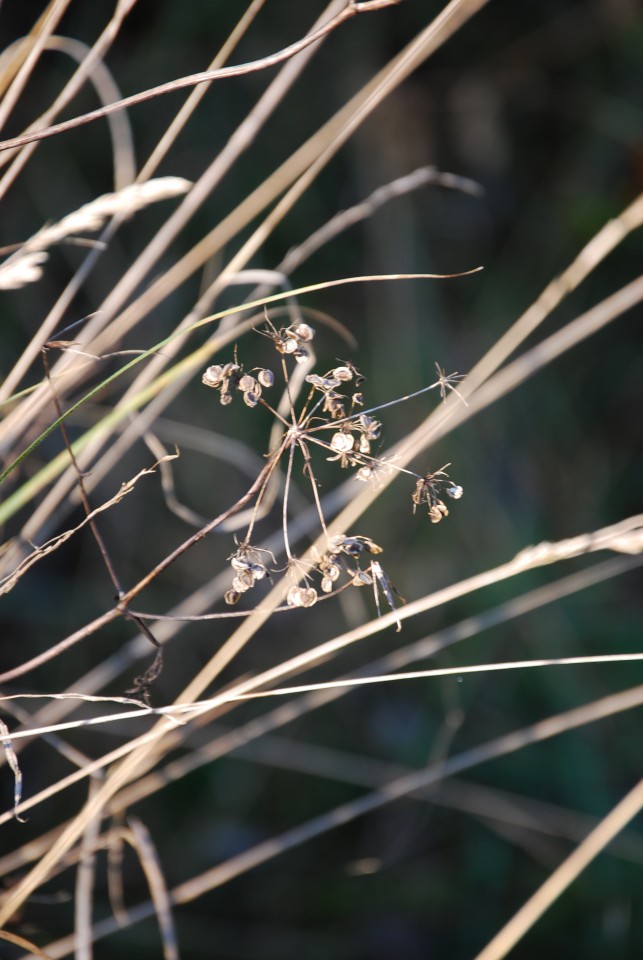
(257, 368, 274, 388)
(229, 543, 273, 581)
(232, 573, 254, 592)
(428, 501, 449, 523)
(352, 570, 373, 587)
(286, 585, 301, 606)
(330, 432, 354, 453)
(355, 466, 374, 482)
(283, 338, 298, 354)
(294, 323, 314, 342)
(238, 374, 256, 393)
(332, 366, 353, 382)
(358, 415, 381, 440)
(306, 374, 340, 390)
(243, 390, 260, 408)
(446, 484, 463, 500)
(321, 576, 334, 594)
(286, 585, 318, 607)
(224, 589, 240, 605)
(220, 391, 233, 406)
(300, 587, 317, 607)
(202, 365, 224, 387)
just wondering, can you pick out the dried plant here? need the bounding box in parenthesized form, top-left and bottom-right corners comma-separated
(0, 2, 641, 959)
(200, 317, 464, 619)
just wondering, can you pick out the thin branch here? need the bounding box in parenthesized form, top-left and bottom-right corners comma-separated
(0, 1, 400, 154)
(474, 778, 643, 960)
(125, 819, 179, 960)
(74, 777, 103, 960)
(31, 683, 643, 957)
(0, 552, 634, 840)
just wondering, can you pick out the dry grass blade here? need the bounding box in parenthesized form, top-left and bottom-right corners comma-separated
(74, 777, 103, 960)
(0, 0, 73, 134)
(29, 683, 643, 959)
(474, 778, 643, 960)
(0, 1, 400, 154)
(0, 544, 636, 829)
(0, 929, 54, 960)
(123, 818, 179, 960)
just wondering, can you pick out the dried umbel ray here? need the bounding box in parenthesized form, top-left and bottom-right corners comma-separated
(202, 317, 464, 622)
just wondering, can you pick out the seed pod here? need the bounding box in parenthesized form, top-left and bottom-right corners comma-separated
(299, 587, 318, 607)
(238, 374, 256, 393)
(283, 338, 298, 354)
(355, 466, 373, 482)
(352, 570, 372, 587)
(330, 432, 354, 453)
(306, 374, 339, 390)
(428, 501, 449, 523)
(224, 589, 240, 605)
(294, 323, 314, 342)
(202, 365, 224, 387)
(327, 534, 346, 555)
(243, 390, 260, 408)
(286, 586, 303, 606)
(359, 415, 381, 439)
(446, 484, 463, 500)
(332, 366, 353, 381)
(232, 573, 253, 592)
(258, 368, 274, 388)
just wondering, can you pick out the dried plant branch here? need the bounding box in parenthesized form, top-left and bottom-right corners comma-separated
(474, 778, 643, 960)
(0, 3, 637, 952)
(0, 458, 177, 595)
(0, 0, 347, 431)
(0, 1, 400, 154)
(207, 737, 643, 865)
(74, 777, 103, 960)
(123, 818, 179, 960)
(5, 647, 643, 748)
(0, 929, 54, 960)
(0, 0, 73, 134)
(0, 30, 137, 194)
(28, 683, 643, 958)
(279, 164, 483, 274)
(0, 271, 477, 495)
(0, 545, 637, 827)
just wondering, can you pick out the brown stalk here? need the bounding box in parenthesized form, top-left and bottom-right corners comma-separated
(0, 1, 399, 154)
